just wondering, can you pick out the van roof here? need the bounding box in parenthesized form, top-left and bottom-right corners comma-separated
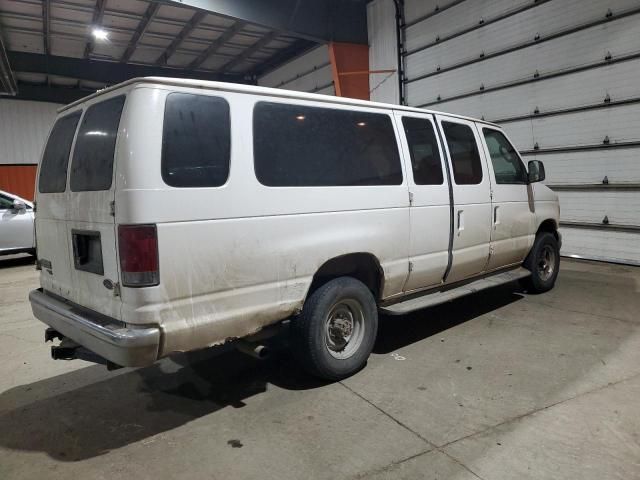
(59, 76, 500, 127)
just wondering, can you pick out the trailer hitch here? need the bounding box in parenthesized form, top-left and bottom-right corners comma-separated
(50, 337, 123, 370)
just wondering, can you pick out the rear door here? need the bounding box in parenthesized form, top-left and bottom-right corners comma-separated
(36, 95, 126, 319)
(435, 115, 492, 283)
(66, 95, 126, 319)
(36, 111, 83, 300)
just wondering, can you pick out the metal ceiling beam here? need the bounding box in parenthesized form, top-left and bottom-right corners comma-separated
(157, 10, 207, 65)
(188, 20, 246, 69)
(10, 82, 93, 103)
(42, 0, 51, 55)
(161, 0, 368, 44)
(120, 2, 160, 63)
(217, 30, 278, 73)
(83, 0, 107, 58)
(8, 51, 246, 85)
(0, 27, 18, 95)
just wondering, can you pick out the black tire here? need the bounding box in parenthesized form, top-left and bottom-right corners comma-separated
(290, 277, 378, 380)
(521, 231, 560, 293)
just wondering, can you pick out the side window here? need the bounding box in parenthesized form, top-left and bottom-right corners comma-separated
(402, 117, 443, 185)
(70, 96, 126, 192)
(38, 112, 81, 193)
(162, 93, 231, 188)
(0, 194, 13, 209)
(483, 129, 528, 184)
(442, 121, 483, 185)
(253, 102, 402, 186)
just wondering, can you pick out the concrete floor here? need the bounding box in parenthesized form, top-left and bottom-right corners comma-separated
(1, 255, 639, 480)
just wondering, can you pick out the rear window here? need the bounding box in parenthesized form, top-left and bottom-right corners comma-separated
(253, 102, 402, 187)
(442, 122, 483, 185)
(161, 93, 231, 188)
(70, 95, 126, 192)
(38, 112, 81, 193)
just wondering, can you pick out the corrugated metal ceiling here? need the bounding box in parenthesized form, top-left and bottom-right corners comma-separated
(0, 0, 318, 98)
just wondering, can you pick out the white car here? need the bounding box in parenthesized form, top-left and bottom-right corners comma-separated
(29, 77, 561, 379)
(0, 190, 35, 256)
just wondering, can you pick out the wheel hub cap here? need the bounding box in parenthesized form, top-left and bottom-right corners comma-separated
(537, 245, 556, 281)
(324, 299, 366, 360)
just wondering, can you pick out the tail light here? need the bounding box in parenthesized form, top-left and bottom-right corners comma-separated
(118, 224, 159, 287)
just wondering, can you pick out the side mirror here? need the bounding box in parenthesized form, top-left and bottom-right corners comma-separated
(528, 160, 546, 183)
(12, 199, 27, 211)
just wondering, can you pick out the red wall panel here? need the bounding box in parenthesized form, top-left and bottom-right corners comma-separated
(0, 165, 37, 201)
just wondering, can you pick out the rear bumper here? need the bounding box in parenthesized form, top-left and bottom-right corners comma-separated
(29, 289, 160, 367)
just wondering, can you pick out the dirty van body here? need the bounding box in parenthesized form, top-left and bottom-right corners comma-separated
(29, 77, 560, 380)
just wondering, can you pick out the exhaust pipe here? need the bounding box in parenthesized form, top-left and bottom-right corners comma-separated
(236, 340, 271, 360)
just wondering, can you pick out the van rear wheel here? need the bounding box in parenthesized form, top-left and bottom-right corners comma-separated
(521, 232, 560, 293)
(291, 277, 378, 380)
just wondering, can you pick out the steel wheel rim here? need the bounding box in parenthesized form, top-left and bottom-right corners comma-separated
(537, 244, 556, 281)
(325, 299, 366, 359)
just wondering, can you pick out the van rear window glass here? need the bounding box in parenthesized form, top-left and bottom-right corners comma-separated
(442, 122, 483, 185)
(162, 93, 231, 188)
(70, 96, 125, 192)
(253, 102, 402, 186)
(38, 112, 81, 193)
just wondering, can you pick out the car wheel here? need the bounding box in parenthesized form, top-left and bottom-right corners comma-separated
(290, 277, 378, 380)
(521, 232, 560, 293)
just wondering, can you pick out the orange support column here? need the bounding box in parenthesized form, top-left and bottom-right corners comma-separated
(328, 42, 370, 101)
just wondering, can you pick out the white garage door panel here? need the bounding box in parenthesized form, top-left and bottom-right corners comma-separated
(405, 0, 638, 77)
(273, 64, 333, 93)
(559, 227, 640, 265)
(405, 0, 532, 52)
(406, 14, 640, 99)
(405, 0, 451, 25)
(414, 57, 640, 117)
(398, 0, 640, 264)
(258, 46, 329, 89)
(504, 103, 640, 150)
(558, 191, 640, 225)
(501, 122, 535, 151)
(315, 85, 336, 96)
(528, 148, 640, 185)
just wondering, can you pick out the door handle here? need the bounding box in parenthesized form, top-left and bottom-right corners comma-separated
(494, 206, 500, 226)
(457, 209, 464, 233)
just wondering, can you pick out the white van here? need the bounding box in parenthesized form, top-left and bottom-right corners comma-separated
(29, 77, 560, 380)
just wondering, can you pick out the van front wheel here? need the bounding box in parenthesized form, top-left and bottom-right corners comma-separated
(291, 277, 378, 380)
(521, 232, 560, 293)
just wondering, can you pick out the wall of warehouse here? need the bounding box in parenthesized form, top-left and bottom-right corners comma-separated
(257, 45, 335, 95)
(0, 99, 60, 200)
(368, 0, 640, 265)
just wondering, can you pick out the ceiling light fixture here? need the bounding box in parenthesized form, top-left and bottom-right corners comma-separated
(92, 27, 109, 41)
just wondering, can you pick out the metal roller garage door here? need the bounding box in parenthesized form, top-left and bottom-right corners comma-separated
(402, 0, 640, 265)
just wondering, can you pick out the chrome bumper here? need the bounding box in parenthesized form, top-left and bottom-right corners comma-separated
(29, 289, 160, 367)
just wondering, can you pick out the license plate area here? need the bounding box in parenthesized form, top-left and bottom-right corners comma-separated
(72, 229, 104, 275)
